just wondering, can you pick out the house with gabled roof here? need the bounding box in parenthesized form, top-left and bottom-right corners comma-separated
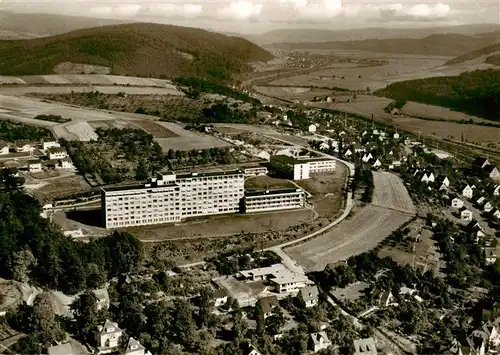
(298, 285, 319, 308)
(460, 208, 473, 222)
(494, 185, 500, 196)
(372, 159, 382, 168)
(477, 196, 487, 207)
(451, 198, 464, 209)
(344, 149, 353, 157)
(95, 320, 122, 354)
(362, 153, 373, 163)
(473, 157, 491, 169)
(123, 337, 151, 355)
(484, 201, 494, 213)
(441, 176, 450, 188)
(484, 165, 500, 180)
(490, 208, 500, 219)
(309, 332, 332, 353)
(462, 185, 474, 199)
(257, 296, 279, 319)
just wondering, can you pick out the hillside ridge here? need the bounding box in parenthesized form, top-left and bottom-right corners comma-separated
(445, 42, 500, 66)
(0, 22, 273, 81)
(268, 33, 499, 57)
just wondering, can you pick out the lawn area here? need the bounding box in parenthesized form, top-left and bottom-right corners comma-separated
(245, 175, 296, 190)
(295, 164, 347, 218)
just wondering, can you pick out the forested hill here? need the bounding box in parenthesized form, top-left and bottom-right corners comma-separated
(444, 43, 500, 66)
(269, 34, 498, 57)
(0, 23, 273, 81)
(375, 69, 500, 121)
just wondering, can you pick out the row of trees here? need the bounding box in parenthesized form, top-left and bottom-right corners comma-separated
(352, 166, 374, 202)
(0, 120, 54, 142)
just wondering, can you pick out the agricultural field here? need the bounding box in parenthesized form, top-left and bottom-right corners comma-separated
(286, 172, 415, 272)
(27, 92, 202, 122)
(269, 50, 493, 92)
(0, 74, 179, 88)
(23, 173, 93, 203)
(0, 86, 183, 96)
(155, 122, 231, 151)
(253, 85, 334, 101)
(401, 101, 496, 125)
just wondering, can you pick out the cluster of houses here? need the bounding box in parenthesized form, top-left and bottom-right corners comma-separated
(210, 263, 379, 354)
(448, 316, 500, 355)
(0, 139, 74, 173)
(47, 320, 150, 355)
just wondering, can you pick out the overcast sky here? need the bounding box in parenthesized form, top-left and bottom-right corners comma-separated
(2, 0, 499, 33)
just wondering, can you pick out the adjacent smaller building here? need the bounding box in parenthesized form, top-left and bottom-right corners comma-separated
(270, 155, 336, 181)
(47, 147, 68, 160)
(124, 337, 150, 355)
(451, 198, 464, 209)
(244, 166, 268, 177)
(243, 188, 305, 213)
(27, 159, 42, 173)
(257, 296, 279, 319)
(42, 140, 60, 151)
(298, 285, 319, 308)
(214, 288, 228, 307)
(460, 209, 473, 222)
(309, 332, 332, 353)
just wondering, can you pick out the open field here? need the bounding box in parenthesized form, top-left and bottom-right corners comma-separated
(155, 122, 232, 151)
(401, 101, 496, 124)
(0, 94, 230, 150)
(120, 209, 314, 240)
(23, 173, 92, 203)
(0, 74, 179, 88)
(268, 50, 493, 91)
(286, 172, 415, 272)
(253, 85, 333, 101)
(0, 85, 183, 96)
(245, 175, 295, 190)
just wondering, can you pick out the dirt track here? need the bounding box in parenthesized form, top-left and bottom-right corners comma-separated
(287, 172, 415, 271)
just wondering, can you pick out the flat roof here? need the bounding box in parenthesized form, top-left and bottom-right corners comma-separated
(176, 169, 243, 179)
(245, 188, 303, 197)
(102, 182, 179, 193)
(298, 157, 336, 163)
(271, 155, 300, 165)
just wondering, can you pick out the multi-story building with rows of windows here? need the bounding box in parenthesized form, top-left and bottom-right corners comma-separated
(243, 188, 306, 213)
(102, 169, 245, 229)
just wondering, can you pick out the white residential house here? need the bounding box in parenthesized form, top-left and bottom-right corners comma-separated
(379, 291, 395, 307)
(319, 142, 329, 151)
(28, 160, 42, 173)
(353, 338, 378, 355)
(477, 196, 486, 206)
(214, 289, 228, 307)
(298, 285, 319, 308)
(494, 185, 500, 196)
(309, 332, 332, 353)
(308, 124, 317, 133)
(42, 140, 60, 151)
(441, 177, 450, 188)
(243, 343, 262, 355)
(461, 209, 473, 222)
(59, 157, 74, 169)
(491, 209, 500, 219)
(95, 320, 122, 354)
(452, 198, 464, 209)
(484, 202, 494, 213)
(393, 132, 400, 139)
(485, 165, 500, 180)
(372, 159, 382, 168)
(47, 147, 67, 160)
(362, 153, 373, 163)
(344, 149, 352, 157)
(15, 141, 34, 153)
(257, 296, 279, 319)
(123, 338, 150, 355)
(462, 185, 474, 199)
(0, 141, 9, 155)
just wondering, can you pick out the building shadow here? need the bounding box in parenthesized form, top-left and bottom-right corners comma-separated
(65, 209, 103, 227)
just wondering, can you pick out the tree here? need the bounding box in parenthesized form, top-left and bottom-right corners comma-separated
(70, 290, 101, 340)
(171, 299, 195, 346)
(9, 249, 37, 283)
(31, 293, 65, 347)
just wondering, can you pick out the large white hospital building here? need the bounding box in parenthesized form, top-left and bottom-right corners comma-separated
(102, 169, 306, 229)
